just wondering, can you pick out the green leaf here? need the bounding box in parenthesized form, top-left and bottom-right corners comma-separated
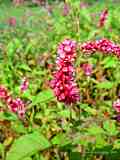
(7, 41, 15, 60)
(113, 139, 120, 149)
(87, 124, 104, 135)
(11, 121, 27, 134)
(23, 158, 32, 160)
(95, 135, 107, 148)
(96, 81, 114, 89)
(21, 90, 32, 99)
(103, 120, 118, 135)
(102, 56, 118, 68)
(25, 43, 33, 54)
(32, 89, 54, 105)
(6, 131, 51, 160)
(0, 143, 4, 159)
(58, 109, 70, 118)
(80, 103, 97, 115)
(0, 112, 18, 121)
(17, 63, 31, 71)
(70, 152, 82, 160)
(51, 133, 71, 147)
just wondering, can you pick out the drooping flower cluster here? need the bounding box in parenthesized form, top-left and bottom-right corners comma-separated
(50, 39, 80, 105)
(98, 9, 108, 28)
(0, 86, 25, 119)
(81, 38, 120, 57)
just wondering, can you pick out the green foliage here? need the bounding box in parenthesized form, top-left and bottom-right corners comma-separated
(96, 81, 114, 89)
(103, 120, 118, 136)
(6, 131, 51, 160)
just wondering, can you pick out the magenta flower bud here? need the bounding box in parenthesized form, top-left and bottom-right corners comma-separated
(113, 99, 120, 113)
(5, 95, 13, 106)
(0, 86, 8, 99)
(50, 39, 80, 105)
(62, 3, 70, 16)
(15, 98, 26, 119)
(20, 77, 29, 92)
(98, 9, 108, 28)
(9, 99, 19, 113)
(8, 17, 16, 26)
(81, 63, 93, 76)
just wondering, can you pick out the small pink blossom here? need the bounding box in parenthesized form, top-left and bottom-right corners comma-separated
(15, 98, 26, 119)
(62, 3, 70, 16)
(0, 86, 8, 99)
(81, 63, 93, 76)
(113, 99, 120, 112)
(8, 17, 17, 26)
(9, 99, 19, 113)
(20, 77, 29, 92)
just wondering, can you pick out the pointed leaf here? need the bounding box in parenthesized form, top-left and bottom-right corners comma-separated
(6, 131, 51, 160)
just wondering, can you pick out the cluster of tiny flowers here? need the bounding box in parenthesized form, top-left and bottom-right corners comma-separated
(98, 9, 108, 28)
(81, 38, 120, 57)
(0, 86, 25, 119)
(81, 41, 97, 55)
(20, 77, 29, 93)
(50, 39, 80, 105)
(81, 63, 93, 76)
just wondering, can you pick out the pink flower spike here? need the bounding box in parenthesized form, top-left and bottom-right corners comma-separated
(20, 77, 29, 92)
(50, 39, 80, 105)
(113, 99, 120, 113)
